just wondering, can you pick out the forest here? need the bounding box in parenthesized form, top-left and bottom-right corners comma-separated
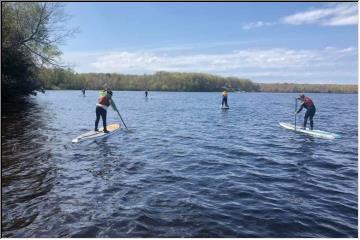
(38, 67, 357, 93)
(38, 68, 260, 92)
(259, 83, 357, 94)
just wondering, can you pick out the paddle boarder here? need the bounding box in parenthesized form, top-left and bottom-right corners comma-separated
(145, 89, 148, 98)
(295, 94, 316, 130)
(95, 89, 114, 133)
(82, 88, 85, 96)
(222, 90, 229, 108)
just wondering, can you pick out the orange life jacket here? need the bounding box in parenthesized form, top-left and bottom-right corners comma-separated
(98, 96, 110, 106)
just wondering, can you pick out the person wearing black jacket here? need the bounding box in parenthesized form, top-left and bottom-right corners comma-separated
(296, 94, 316, 130)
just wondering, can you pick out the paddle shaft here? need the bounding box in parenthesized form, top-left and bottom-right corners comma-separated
(110, 98, 128, 129)
(295, 98, 297, 131)
(116, 109, 128, 129)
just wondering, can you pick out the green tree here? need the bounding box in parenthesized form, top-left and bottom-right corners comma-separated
(2, 2, 76, 100)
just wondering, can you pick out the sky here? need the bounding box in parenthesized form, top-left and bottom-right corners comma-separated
(60, 2, 358, 84)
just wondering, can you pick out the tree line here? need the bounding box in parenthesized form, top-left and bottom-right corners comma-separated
(259, 83, 357, 94)
(38, 67, 357, 93)
(38, 68, 260, 92)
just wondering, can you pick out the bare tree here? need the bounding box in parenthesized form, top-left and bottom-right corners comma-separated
(3, 2, 78, 67)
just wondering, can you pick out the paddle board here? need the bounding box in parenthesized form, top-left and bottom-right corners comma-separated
(72, 123, 121, 143)
(279, 122, 339, 140)
(221, 105, 230, 110)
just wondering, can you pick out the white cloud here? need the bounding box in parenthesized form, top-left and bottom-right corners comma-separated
(61, 46, 357, 84)
(241, 3, 357, 30)
(242, 21, 273, 30)
(282, 3, 358, 26)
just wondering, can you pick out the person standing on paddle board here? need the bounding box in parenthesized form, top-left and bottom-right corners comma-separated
(95, 89, 114, 133)
(222, 90, 229, 107)
(295, 94, 316, 130)
(145, 89, 148, 98)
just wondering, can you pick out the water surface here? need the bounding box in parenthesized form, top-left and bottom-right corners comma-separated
(2, 91, 357, 237)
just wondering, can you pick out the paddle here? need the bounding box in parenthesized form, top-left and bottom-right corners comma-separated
(110, 99, 128, 129)
(295, 97, 297, 131)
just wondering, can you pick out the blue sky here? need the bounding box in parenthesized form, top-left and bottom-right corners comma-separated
(60, 2, 358, 84)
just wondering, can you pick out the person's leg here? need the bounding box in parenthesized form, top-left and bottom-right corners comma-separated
(304, 110, 310, 129)
(95, 107, 101, 131)
(100, 108, 108, 132)
(225, 97, 228, 107)
(222, 97, 225, 106)
(309, 108, 316, 130)
(309, 115, 313, 130)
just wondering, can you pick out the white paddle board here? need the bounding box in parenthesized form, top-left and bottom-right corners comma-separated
(72, 123, 121, 143)
(221, 105, 230, 110)
(279, 122, 339, 140)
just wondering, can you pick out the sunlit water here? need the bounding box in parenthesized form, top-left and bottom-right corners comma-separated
(2, 91, 357, 237)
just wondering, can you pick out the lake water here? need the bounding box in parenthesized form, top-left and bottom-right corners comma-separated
(2, 90, 358, 237)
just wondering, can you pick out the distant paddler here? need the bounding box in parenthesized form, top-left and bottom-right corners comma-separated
(82, 88, 86, 96)
(145, 89, 148, 98)
(295, 94, 316, 130)
(95, 89, 116, 133)
(222, 90, 229, 108)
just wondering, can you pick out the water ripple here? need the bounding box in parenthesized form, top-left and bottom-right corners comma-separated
(1, 91, 357, 237)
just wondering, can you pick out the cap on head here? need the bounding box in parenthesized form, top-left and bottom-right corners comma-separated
(107, 90, 113, 96)
(296, 94, 305, 100)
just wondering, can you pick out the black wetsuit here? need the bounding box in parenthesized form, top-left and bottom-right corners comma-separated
(297, 99, 316, 130)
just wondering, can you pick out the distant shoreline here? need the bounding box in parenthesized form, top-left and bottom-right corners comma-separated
(41, 89, 358, 94)
(38, 69, 358, 94)
(258, 83, 358, 94)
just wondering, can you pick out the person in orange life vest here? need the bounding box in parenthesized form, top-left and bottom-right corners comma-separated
(95, 89, 114, 133)
(295, 94, 316, 130)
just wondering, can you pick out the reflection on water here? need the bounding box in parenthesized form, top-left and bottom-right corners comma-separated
(1, 91, 358, 237)
(2, 99, 55, 236)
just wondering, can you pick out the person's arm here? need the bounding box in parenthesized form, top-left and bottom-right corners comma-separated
(296, 103, 304, 114)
